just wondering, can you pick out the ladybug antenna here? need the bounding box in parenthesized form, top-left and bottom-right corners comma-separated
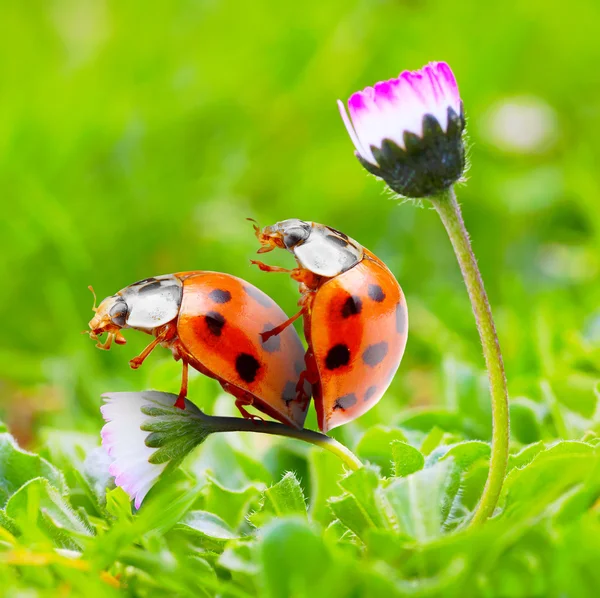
(88, 285, 98, 312)
(246, 217, 260, 234)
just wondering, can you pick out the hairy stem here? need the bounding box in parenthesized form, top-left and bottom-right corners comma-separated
(204, 414, 363, 471)
(430, 187, 510, 526)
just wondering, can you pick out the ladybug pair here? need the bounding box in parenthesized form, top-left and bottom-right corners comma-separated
(88, 220, 408, 432)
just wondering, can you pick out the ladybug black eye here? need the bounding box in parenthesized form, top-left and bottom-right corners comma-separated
(284, 226, 309, 248)
(109, 301, 128, 327)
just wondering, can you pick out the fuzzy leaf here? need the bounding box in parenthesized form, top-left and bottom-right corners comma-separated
(384, 460, 453, 541)
(391, 440, 425, 477)
(249, 472, 306, 527)
(355, 426, 408, 476)
(0, 433, 65, 507)
(308, 448, 345, 526)
(175, 510, 239, 550)
(5, 478, 93, 550)
(329, 467, 389, 541)
(259, 518, 331, 598)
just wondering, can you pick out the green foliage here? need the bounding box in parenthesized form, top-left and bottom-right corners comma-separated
(1, 399, 600, 596)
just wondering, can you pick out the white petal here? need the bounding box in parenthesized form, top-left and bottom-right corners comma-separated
(337, 99, 374, 164)
(100, 392, 168, 508)
(339, 62, 462, 152)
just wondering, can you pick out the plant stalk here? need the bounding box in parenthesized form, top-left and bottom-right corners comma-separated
(204, 413, 363, 471)
(429, 187, 510, 526)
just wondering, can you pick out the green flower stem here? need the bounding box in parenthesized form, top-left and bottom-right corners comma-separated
(205, 413, 363, 471)
(429, 187, 510, 526)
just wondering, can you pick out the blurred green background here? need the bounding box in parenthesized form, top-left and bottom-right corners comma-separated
(1, 0, 599, 446)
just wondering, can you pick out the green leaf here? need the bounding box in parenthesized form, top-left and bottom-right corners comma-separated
(355, 425, 408, 476)
(384, 460, 453, 541)
(201, 475, 262, 530)
(509, 397, 545, 444)
(0, 432, 65, 507)
(428, 440, 491, 468)
(443, 357, 492, 437)
(41, 430, 114, 513)
(175, 510, 239, 550)
(86, 469, 202, 570)
(0, 509, 19, 536)
(249, 472, 306, 527)
(105, 487, 133, 521)
(219, 540, 259, 577)
(259, 518, 331, 598)
(508, 441, 546, 471)
(5, 478, 93, 550)
(308, 448, 345, 526)
(329, 467, 389, 541)
(397, 410, 466, 435)
(419, 426, 456, 455)
(502, 441, 598, 521)
(391, 440, 425, 477)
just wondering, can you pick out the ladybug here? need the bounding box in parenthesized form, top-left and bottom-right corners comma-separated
(87, 271, 310, 428)
(251, 220, 408, 432)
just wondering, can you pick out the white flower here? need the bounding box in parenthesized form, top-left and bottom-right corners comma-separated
(337, 61, 466, 198)
(101, 391, 170, 509)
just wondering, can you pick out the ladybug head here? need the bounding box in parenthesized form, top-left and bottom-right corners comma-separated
(251, 219, 311, 254)
(87, 275, 183, 350)
(87, 291, 128, 350)
(254, 220, 365, 278)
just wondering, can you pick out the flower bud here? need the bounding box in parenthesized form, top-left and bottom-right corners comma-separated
(101, 391, 214, 508)
(338, 61, 465, 198)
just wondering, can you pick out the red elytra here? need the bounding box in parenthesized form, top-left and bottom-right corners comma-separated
(252, 219, 408, 433)
(87, 271, 309, 428)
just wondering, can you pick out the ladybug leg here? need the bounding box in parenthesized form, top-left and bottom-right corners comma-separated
(250, 260, 292, 274)
(129, 335, 163, 370)
(260, 308, 305, 342)
(221, 382, 265, 424)
(296, 350, 318, 404)
(173, 361, 189, 410)
(235, 401, 265, 424)
(262, 286, 316, 342)
(95, 332, 116, 351)
(129, 325, 173, 370)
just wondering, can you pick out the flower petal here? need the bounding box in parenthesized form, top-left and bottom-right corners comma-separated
(101, 392, 168, 508)
(339, 61, 463, 156)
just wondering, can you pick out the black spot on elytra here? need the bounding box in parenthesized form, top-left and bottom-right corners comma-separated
(341, 295, 362, 318)
(326, 234, 349, 248)
(396, 302, 407, 334)
(362, 342, 388, 367)
(368, 284, 386, 302)
(334, 393, 357, 410)
(260, 323, 281, 352)
(325, 344, 350, 370)
(364, 386, 377, 401)
(282, 381, 296, 404)
(132, 277, 158, 286)
(205, 311, 225, 336)
(326, 226, 349, 240)
(244, 285, 273, 308)
(235, 353, 261, 383)
(209, 289, 232, 304)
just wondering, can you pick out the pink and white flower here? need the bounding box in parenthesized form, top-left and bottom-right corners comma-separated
(101, 391, 170, 509)
(338, 61, 466, 198)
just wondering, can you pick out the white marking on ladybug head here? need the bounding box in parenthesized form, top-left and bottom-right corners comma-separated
(284, 221, 363, 277)
(88, 295, 129, 349)
(119, 275, 183, 330)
